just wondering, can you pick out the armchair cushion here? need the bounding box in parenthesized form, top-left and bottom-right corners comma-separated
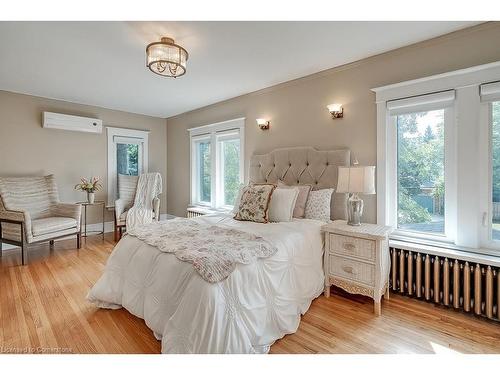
(32, 217, 78, 237)
(52, 203, 81, 227)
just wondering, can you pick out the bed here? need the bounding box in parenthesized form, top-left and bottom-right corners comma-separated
(88, 147, 351, 353)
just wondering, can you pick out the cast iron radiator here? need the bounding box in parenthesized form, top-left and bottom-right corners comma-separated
(389, 247, 500, 322)
(186, 208, 206, 218)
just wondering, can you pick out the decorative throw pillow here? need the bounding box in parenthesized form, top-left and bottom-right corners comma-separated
(305, 188, 334, 222)
(234, 184, 276, 223)
(277, 180, 312, 218)
(268, 187, 299, 222)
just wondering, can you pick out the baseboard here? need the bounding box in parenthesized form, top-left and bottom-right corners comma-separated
(1, 213, 174, 251)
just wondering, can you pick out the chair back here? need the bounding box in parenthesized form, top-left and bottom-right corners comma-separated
(0, 175, 59, 220)
(118, 174, 139, 209)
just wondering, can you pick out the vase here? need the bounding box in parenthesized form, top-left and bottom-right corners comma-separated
(87, 192, 95, 204)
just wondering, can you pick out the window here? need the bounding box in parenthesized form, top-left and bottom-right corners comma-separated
(491, 101, 500, 242)
(383, 90, 456, 243)
(397, 109, 445, 235)
(376, 63, 500, 253)
(194, 137, 212, 204)
(479, 81, 500, 250)
(189, 118, 244, 209)
(107, 127, 149, 206)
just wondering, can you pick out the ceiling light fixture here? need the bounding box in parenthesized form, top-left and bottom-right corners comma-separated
(146, 37, 189, 78)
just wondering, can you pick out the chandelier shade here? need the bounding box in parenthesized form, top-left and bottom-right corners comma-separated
(146, 37, 188, 78)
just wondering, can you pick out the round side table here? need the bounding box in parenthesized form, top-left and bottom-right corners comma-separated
(77, 200, 106, 239)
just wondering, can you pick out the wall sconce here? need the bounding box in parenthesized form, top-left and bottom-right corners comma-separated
(327, 103, 344, 119)
(256, 118, 270, 130)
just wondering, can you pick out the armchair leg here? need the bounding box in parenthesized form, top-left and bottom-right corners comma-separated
(0, 221, 3, 257)
(21, 222, 28, 266)
(77, 232, 81, 249)
(49, 240, 55, 250)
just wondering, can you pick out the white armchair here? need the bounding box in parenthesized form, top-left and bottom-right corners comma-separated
(114, 174, 160, 240)
(0, 175, 82, 265)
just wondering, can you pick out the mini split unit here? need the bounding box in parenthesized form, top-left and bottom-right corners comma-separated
(42, 112, 103, 134)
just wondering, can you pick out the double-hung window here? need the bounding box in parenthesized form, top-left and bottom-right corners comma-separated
(107, 127, 149, 207)
(189, 118, 244, 209)
(386, 91, 456, 243)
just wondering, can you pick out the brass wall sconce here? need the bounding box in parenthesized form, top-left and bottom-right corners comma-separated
(256, 118, 270, 130)
(327, 103, 344, 119)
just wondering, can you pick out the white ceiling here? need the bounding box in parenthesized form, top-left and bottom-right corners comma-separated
(0, 21, 479, 118)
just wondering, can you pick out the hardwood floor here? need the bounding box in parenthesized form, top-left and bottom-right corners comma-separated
(1, 234, 499, 354)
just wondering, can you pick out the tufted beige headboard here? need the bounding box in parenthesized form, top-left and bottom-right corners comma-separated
(249, 147, 351, 220)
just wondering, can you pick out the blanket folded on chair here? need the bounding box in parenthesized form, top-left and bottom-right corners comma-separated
(126, 173, 162, 231)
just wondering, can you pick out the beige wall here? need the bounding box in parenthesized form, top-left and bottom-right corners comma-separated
(166, 22, 500, 222)
(0, 91, 167, 224)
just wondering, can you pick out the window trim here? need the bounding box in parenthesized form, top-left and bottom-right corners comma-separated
(373, 60, 500, 252)
(106, 127, 149, 207)
(188, 118, 245, 209)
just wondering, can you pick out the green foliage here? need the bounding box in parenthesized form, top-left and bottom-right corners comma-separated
(199, 142, 211, 202)
(127, 144, 138, 174)
(223, 140, 240, 205)
(398, 190, 432, 224)
(397, 111, 444, 225)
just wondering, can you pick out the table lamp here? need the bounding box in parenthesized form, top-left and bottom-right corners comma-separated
(337, 166, 376, 226)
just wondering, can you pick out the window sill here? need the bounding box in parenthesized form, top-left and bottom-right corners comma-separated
(389, 236, 500, 267)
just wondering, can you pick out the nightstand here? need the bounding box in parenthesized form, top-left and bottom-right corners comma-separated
(322, 220, 393, 316)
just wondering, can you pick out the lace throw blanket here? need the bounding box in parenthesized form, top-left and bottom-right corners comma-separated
(126, 219, 277, 283)
(126, 172, 162, 231)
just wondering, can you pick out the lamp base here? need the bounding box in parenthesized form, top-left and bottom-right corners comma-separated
(346, 193, 364, 226)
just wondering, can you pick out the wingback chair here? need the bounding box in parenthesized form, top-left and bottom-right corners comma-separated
(0, 175, 82, 265)
(114, 174, 160, 240)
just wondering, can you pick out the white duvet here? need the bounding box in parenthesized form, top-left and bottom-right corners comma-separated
(88, 214, 325, 354)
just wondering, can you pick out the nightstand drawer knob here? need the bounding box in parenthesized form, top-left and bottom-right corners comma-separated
(343, 242, 356, 251)
(342, 265, 355, 274)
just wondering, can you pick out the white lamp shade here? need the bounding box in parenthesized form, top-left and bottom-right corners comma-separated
(337, 166, 376, 194)
(327, 103, 343, 112)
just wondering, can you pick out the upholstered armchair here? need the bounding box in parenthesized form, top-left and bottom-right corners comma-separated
(114, 174, 160, 240)
(0, 175, 82, 265)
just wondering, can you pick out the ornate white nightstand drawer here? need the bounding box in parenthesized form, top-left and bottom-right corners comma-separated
(330, 234, 375, 262)
(329, 255, 375, 286)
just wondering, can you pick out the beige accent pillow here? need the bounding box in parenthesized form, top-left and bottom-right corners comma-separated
(305, 188, 334, 222)
(234, 184, 276, 223)
(277, 181, 312, 218)
(268, 187, 299, 222)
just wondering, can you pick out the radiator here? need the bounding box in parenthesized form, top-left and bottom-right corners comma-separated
(389, 248, 500, 321)
(187, 208, 206, 218)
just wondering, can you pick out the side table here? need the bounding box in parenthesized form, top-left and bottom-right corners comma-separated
(77, 200, 106, 240)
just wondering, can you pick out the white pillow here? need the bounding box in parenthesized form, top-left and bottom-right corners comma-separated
(268, 187, 299, 222)
(305, 188, 334, 222)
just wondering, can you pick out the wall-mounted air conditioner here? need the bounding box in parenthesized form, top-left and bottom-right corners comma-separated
(42, 112, 103, 134)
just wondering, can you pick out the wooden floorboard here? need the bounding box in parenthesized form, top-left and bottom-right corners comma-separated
(1, 234, 499, 354)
